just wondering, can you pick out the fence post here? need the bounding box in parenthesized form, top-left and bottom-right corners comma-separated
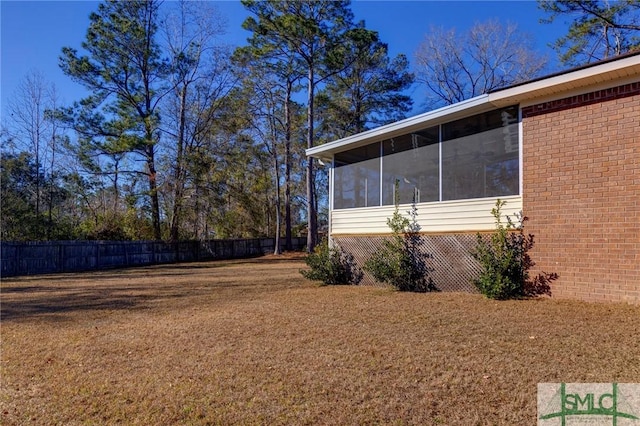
(58, 243, 64, 274)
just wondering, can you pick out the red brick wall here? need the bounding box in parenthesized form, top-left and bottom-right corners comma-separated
(522, 83, 640, 304)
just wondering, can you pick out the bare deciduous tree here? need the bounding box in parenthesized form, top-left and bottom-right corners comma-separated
(414, 19, 547, 108)
(6, 71, 66, 238)
(161, 0, 235, 242)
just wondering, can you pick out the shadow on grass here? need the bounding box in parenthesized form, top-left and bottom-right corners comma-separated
(0, 282, 263, 322)
(2, 254, 306, 283)
(1, 256, 308, 322)
(0, 289, 148, 321)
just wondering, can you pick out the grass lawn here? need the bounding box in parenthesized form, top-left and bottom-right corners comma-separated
(1, 254, 639, 425)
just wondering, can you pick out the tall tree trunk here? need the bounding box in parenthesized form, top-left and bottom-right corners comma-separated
(306, 67, 317, 252)
(170, 84, 188, 242)
(273, 156, 282, 255)
(35, 107, 41, 226)
(146, 142, 162, 240)
(143, 3, 161, 241)
(113, 159, 119, 214)
(270, 105, 283, 255)
(47, 133, 56, 240)
(193, 184, 200, 239)
(284, 80, 293, 251)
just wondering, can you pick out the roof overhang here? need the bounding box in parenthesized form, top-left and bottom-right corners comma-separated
(488, 51, 640, 107)
(306, 94, 493, 162)
(308, 52, 640, 161)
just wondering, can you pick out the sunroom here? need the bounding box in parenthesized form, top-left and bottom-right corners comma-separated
(309, 97, 523, 238)
(307, 96, 523, 290)
(307, 52, 640, 298)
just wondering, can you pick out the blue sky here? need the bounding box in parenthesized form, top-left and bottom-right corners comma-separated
(1, 0, 568, 118)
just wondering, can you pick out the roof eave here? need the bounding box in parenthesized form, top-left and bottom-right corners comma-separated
(307, 52, 640, 160)
(489, 52, 640, 107)
(307, 94, 492, 160)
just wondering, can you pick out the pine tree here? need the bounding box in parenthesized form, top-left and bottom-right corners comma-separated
(60, 0, 167, 240)
(539, 0, 640, 66)
(241, 0, 355, 251)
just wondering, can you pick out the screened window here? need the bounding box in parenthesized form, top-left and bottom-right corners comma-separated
(441, 106, 519, 200)
(334, 144, 380, 209)
(382, 127, 439, 205)
(332, 106, 519, 209)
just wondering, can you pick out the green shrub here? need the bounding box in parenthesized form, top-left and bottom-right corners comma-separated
(300, 239, 362, 285)
(363, 197, 435, 292)
(471, 199, 531, 300)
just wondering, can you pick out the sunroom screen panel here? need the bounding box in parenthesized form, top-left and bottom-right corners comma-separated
(381, 126, 439, 205)
(441, 106, 519, 201)
(334, 144, 380, 209)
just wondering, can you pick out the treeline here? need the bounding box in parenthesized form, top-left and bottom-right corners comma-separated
(1, 0, 413, 249)
(4, 0, 638, 248)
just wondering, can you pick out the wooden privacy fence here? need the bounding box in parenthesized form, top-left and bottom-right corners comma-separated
(0, 238, 306, 277)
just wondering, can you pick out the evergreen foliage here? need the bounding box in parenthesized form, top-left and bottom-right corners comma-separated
(241, 0, 356, 252)
(471, 200, 532, 300)
(316, 22, 414, 138)
(0, 1, 467, 243)
(59, 0, 167, 240)
(1, 151, 75, 241)
(300, 239, 362, 285)
(539, 0, 640, 66)
(364, 187, 435, 292)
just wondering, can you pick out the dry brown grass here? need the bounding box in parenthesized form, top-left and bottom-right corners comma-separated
(1, 254, 639, 425)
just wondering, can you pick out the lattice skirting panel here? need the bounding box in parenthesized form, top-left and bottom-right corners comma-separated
(332, 234, 487, 293)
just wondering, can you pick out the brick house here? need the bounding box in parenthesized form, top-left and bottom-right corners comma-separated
(307, 52, 640, 304)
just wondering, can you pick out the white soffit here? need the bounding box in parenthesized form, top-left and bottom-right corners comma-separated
(307, 53, 640, 160)
(489, 53, 640, 107)
(306, 94, 492, 160)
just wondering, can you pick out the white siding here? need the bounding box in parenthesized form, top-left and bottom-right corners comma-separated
(331, 195, 523, 235)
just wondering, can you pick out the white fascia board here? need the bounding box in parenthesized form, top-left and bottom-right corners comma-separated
(489, 53, 640, 107)
(308, 53, 640, 161)
(306, 94, 492, 159)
